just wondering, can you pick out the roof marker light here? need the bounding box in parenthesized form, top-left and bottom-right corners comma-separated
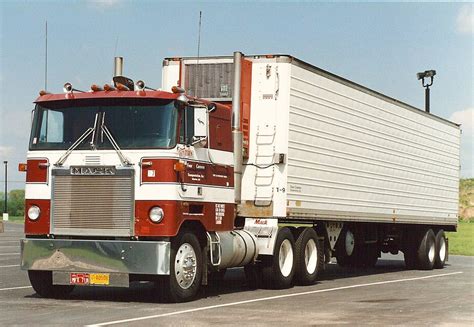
(172, 86, 185, 94)
(39, 90, 50, 96)
(116, 83, 130, 91)
(103, 84, 116, 91)
(90, 84, 103, 92)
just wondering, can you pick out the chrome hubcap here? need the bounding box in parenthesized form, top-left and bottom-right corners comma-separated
(439, 237, 446, 262)
(428, 242, 435, 263)
(175, 242, 197, 289)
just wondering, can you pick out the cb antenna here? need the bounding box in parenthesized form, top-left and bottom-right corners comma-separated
(44, 20, 48, 90)
(195, 11, 202, 97)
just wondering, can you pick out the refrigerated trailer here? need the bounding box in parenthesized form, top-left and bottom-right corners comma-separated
(20, 52, 460, 302)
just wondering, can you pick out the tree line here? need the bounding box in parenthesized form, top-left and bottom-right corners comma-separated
(0, 190, 25, 217)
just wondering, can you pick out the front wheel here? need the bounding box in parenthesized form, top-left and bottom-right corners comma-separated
(28, 270, 75, 298)
(157, 231, 203, 302)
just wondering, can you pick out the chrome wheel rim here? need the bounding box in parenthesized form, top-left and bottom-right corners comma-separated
(279, 239, 294, 277)
(439, 237, 446, 262)
(428, 242, 435, 263)
(175, 242, 197, 289)
(305, 239, 318, 274)
(345, 230, 355, 256)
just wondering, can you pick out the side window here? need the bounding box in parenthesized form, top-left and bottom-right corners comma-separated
(39, 110, 64, 143)
(179, 107, 194, 144)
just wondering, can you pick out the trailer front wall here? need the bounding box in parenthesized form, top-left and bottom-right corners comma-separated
(287, 64, 460, 226)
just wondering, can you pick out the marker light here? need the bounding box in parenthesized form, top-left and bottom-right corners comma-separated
(18, 163, 27, 172)
(116, 83, 130, 91)
(27, 205, 41, 221)
(103, 84, 116, 91)
(90, 84, 103, 92)
(149, 206, 164, 223)
(174, 161, 186, 172)
(39, 90, 50, 96)
(172, 86, 185, 94)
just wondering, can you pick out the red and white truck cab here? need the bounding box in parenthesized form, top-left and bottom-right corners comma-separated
(21, 56, 259, 302)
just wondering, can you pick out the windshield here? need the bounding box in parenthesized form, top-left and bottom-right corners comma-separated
(29, 101, 178, 150)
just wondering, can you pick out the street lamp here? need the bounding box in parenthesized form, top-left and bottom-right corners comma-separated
(3, 161, 7, 221)
(416, 70, 436, 113)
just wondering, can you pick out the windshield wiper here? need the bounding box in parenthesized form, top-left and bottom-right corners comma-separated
(54, 127, 94, 166)
(100, 113, 132, 166)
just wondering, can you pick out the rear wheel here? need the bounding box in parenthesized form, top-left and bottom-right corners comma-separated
(294, 228, 323, 285)
(415, 229, 436, 270)
(434, 229, 447, 269)
(157, 231, 203, 302)
(262, 227, 295, 289)
(28, 270, 75, 298)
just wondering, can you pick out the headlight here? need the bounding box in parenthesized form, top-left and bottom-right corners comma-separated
(149, 206, 164, 223)
(27, 205, 41, 221)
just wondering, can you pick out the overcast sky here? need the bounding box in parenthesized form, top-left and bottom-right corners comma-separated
(0, 1, 472, 190)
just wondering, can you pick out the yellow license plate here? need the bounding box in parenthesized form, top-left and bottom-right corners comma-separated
(90, 273, 110, 285)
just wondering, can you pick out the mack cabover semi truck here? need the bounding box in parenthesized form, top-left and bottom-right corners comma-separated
(20, 52, 460, 302)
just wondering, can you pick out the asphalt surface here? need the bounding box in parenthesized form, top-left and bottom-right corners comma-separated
(1, 222, 473, 326)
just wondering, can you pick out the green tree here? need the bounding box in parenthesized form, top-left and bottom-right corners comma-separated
(8, 189, 25, 216)
(0, 190, 25, 216)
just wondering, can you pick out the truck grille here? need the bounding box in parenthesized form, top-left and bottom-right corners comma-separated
(51, 169, 134, 237)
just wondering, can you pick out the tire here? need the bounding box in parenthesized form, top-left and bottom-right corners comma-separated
(434, 229, 447, 269)
(416, 229, 436, 270)
(294, 228, 324, 285)
(28, 270, 75, 299)
(157, 231, 203, 302)
(262, 227, 295, 289)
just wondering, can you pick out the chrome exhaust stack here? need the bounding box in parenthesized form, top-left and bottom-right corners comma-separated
(232, 51, 243, 204)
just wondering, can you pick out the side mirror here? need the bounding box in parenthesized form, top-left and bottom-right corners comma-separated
(193, 106, 208, 139)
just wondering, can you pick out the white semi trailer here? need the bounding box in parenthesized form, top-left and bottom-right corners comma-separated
(163, 52, 459, 285)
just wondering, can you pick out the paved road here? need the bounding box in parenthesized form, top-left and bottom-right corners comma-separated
(1, 222, 473, 326)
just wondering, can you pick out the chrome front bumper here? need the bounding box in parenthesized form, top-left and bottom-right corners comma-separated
(21, 238, 170, 275)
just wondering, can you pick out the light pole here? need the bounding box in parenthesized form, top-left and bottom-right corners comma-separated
(416, 70, 436, 113)
(3, 161, 7, 221)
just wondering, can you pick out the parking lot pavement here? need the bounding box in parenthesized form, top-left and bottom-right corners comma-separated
(1, 221, 473, 326)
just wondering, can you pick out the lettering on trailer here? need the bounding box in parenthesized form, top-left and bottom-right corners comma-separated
(70, 166, 116, 175)
(215, 203, 225, 225)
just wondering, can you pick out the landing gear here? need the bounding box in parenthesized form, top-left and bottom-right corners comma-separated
(157, 231, 203, 302)
(28, 270, 75, 298)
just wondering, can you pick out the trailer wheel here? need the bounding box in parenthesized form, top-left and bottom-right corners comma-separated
(416, 229, 436, 270)
(434, 230, 447, 269)
(335, 227, 356, 267)
(262, 227, 295, 289)
(28, 270, 75, 298)
(294, 228, 323, 285)
(157, 231, 202, 302)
